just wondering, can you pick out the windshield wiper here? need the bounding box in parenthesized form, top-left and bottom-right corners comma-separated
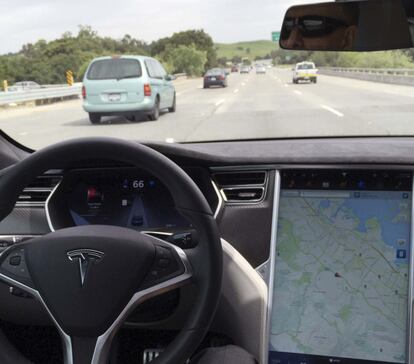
(116, 74, 139, 81)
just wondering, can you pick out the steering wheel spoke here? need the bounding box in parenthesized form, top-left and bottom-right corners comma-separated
(140, 238, 192, 290)
(0, 243, 36, 293)
(91, 244, 193, 364)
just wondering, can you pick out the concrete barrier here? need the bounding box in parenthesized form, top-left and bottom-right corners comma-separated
(319, 67, 414, 86)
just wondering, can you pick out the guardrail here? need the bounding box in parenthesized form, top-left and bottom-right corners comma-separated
(0, 74, 188, 107)
(173, 73, 187, 79)
(318, 67, 414, 86)
(0, 83, 82, 106)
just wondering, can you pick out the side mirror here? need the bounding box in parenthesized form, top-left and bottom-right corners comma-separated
(280, 0, 413, 51)
(164, 74, 176, 81)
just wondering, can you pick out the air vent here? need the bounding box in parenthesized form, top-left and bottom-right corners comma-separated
(212, 170, 268, 203)
(222, 187, 264, 202)
(17, 172, 62, 207)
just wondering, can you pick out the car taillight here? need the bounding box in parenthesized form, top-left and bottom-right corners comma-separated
(219, 75, 225, 81)
(144, 84, 151, 96)
(81, 85, 86, 99)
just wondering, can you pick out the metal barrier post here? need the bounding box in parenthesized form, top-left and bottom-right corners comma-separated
(2, 80, 8, 92)
(66, 70, 74, 86)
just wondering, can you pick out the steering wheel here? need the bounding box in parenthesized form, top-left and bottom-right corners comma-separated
(0, 138, 223, 364)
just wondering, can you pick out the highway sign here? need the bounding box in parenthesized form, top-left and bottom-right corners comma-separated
(272, 31, 280, 42)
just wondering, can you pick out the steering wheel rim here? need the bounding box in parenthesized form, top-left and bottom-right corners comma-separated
(0, 137, 223, 364)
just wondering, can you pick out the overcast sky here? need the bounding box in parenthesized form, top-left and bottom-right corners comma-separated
(0, 0, 316, 54)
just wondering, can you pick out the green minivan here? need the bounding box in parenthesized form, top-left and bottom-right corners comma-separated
(82, 55, 176, 124)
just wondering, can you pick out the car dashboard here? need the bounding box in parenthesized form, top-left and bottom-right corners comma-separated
(0, 136, 413, 364)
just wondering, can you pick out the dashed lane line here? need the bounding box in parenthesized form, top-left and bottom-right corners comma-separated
(215, 99, 226, 107)
(320, 104, 344, 117)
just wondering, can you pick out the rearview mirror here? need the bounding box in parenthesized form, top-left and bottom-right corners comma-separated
(280, 0, 413, 51)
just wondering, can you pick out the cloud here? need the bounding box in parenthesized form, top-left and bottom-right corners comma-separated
(0, 0, 316, 54)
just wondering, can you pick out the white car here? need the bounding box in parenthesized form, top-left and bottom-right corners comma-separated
(9, 81, 41, 91)
(292, 62, 318, 84)
(256, 66, 266, 74)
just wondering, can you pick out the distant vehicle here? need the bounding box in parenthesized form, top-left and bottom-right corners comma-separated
(240, 66, 250, 74)
(203, 68, 228, 88)
(224, 68, 231, 75)
(9, 81, 41, 91)
(292, 62, 318, 84)
(231, 66, 239, 72)
(256, 65, 266, 74)
(82, 55, 176, 124)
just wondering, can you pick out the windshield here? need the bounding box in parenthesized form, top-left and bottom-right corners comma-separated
(297, 63, 315, 69)
(0, 1, 414, 149)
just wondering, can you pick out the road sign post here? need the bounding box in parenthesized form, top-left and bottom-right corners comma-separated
(271, 31, 281, 43)
(2, 80, 8, 92)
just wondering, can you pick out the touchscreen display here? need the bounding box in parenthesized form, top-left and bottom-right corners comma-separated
(269, 171, 412, 364)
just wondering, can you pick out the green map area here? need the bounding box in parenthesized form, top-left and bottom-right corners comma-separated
(270, 191, 411, 363)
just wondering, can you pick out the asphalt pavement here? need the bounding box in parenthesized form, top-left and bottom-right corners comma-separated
(1, 68, 414, 149)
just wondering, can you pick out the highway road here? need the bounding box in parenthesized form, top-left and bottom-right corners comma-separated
(1, 68, 414, 149)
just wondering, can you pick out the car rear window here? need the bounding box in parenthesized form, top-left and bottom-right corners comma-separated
(206, 69, 223, 76)
(87, 59, 142, 80)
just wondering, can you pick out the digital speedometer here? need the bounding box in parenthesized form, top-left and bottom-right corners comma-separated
(54, 167, 191, 231)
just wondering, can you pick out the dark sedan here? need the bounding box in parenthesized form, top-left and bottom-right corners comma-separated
(203, 68, 228, 88)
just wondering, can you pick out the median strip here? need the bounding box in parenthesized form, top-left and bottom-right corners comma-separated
(321, 104, 344, 117)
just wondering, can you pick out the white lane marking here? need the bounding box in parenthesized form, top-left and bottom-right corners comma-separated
(176, 92, 182, 96)
(233, 89, 239, 94)
(293, 90, 302, 95)
(215, 99, 225, 107)
(241, 82, 246, 86)
(19, 132, 28, 136)
(321, 104, 344, 117)
(165, 138, 175, 143)
(284, 83, 289, 87)
(197, 86, 203, 89)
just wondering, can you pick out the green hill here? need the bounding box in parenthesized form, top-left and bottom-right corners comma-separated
(215, 40, 277, 61)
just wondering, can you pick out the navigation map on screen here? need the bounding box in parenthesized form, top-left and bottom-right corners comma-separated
(269, 188, 411, 364)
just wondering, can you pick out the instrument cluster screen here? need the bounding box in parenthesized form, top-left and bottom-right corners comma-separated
(65, 168, 191, 231)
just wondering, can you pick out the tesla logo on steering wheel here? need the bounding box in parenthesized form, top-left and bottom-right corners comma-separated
(67, 249, 104, 287)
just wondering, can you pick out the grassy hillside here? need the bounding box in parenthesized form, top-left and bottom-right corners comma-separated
(215, 40, 276, 60)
